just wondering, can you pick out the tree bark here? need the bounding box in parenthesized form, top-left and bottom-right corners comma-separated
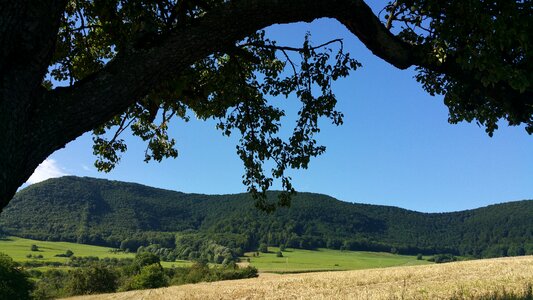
(0, 0, 424, 211)
(0, 0, 67, 211)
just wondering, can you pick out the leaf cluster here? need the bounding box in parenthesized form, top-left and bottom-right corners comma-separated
(384, 0, 532, 135)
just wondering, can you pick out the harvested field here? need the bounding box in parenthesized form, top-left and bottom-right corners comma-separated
(67, 256, 533, 300)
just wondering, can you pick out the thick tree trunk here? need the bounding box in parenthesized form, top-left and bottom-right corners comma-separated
(0, 0, 67, 211)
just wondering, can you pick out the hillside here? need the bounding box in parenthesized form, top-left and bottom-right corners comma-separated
(0, 176, 531, 257)
(66, 256, 533, 300)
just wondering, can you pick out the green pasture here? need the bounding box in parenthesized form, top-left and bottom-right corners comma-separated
(0, 236, 429, 273)
(244, 247, 431, 273)
(0, 236, 189, 268)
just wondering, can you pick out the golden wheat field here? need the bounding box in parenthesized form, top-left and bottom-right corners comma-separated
(67, 256, 533, 300)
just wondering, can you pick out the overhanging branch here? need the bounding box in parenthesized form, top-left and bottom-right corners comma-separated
(38, 0, 424, 153)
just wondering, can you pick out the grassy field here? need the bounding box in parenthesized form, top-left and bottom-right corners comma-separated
(0, 236, 429, 273)
(243, 247, 430, 273)
(67, 255, 533, 300)
(0, 236, 190, 268)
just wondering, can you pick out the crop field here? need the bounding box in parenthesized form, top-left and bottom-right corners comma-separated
(0, 236, 190, 268)
(68, 255, 533, 300)
(243, 247, 430, 273)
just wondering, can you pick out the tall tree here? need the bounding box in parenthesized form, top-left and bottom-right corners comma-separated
(0, 0, 531, 212)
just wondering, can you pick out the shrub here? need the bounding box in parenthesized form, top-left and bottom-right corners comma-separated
(170, 263, 258, 286)
(55, 250, 74, 258)
(428, 254, 457, 263)
(31, 269, 69, 300)
(65, 264, 119, 295)
(31, 244, 39, 251)
(123, 252, 162, 276)
(128, 264, 169, 290)
(417, 253, 423, 260)
(0, 252, 33, 300)
(276, 251, 283, 258)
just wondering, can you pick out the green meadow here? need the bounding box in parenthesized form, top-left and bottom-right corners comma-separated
(244, 247, 431, 273)
(0, 236, 190, 268)
(0, 236, 430, 273)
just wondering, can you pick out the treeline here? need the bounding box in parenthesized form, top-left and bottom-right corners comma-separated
(0, 251, 257, 300)
(1, 176, 532, 259)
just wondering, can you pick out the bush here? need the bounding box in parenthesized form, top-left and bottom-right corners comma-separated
(0, 252, 33, 300)
(65, 264, 119, 295)
(123, 252, 161, 276)
(128, 264, 169, 290)
(31, 244, 39, 251)
(417, 253, 423, 260)
(55, 250, 74, 258)
(170, 263, 258, 286)
(31, 269, 69, 300)
(428, 254, 457, 263)
(276, 251, 283, 257)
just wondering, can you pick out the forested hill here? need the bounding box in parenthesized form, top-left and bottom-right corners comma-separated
(1, 176, 531, 258)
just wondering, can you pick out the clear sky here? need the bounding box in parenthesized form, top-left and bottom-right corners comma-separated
(27, 4, 532, 213)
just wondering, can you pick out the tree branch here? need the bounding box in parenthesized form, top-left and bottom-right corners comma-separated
(37, 0, 422, 156)
(241, 38, 344, 52)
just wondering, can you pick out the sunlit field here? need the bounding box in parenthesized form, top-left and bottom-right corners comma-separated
(0, 236, 190, 268)
(67, 256, 533, 300)
(243, 247, 430, 273)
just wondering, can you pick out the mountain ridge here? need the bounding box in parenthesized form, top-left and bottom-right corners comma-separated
(1, 176, 531, 258)
(19, 175, 527, 214)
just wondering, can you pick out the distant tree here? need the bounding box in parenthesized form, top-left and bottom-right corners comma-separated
(130, 264, 169, 290)
(417, 253, 423, 260)
(132, 252, 161, 274)
(65, 264, 118, 295)
(120, 239, 144, 252)
(0, 253, 33, 300)
(428, 254, 457, 263)
(340, 241, 349, 251)
(276, 251, 283, 258)
(390, 247, 399, 255)
(65, 250, 74, 257)
(507, 245, 525, 257)
(30, 245, 39, 252)
(279, 244, 286, 252)
(258, 243, 268, 253)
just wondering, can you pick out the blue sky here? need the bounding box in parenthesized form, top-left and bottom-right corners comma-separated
(27, 7, 532, 213)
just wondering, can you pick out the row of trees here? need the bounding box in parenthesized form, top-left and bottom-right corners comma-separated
(0, 251, 258, 300)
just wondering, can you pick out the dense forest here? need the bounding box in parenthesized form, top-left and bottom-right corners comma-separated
(1, 176, 531, 260)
